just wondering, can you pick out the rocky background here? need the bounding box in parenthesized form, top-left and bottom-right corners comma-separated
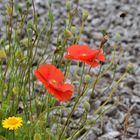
(0, 0, 140, 140)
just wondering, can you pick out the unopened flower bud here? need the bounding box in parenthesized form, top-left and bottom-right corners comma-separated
(4, 83, 8, 90)
(66, 1, 71, 12)
(15, 51, 23, 60)
(7, 5, 12, 16)
(64, 29, 72, 39)
(100, 35, 108, 48)
(37, 100, 42, 106)
(21, 38, 28, 48)
(0, 50, 7, 60)
(71, 26, 76, 33)
(115, 32, 121, 41)
(27, 120, 31, 125)
(126, 63, 133, 72)
(84, 101, 90, 112)
(27, 21, 34, 29)
(84, 74, 91, 83)
(58, 45, 62, 49)
(34, 133, 41, 140)
(27, 28, 33, 40)
(12, 86, 19, 95)
(82, 10, 89, 20)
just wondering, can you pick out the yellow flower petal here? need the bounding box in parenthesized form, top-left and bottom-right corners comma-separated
(2, 116, 23, 130)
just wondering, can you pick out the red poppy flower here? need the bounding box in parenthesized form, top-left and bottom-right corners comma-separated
(65, 45, 105, 67)
(34, 64, 73, 101)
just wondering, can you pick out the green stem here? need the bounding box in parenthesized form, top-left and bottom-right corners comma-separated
(75, 20, 85, 44)
(71, 71, 127, 139)
(12, 131, 15, 140)
(58, 84, 87, 140)
(91, 44, 117, 97)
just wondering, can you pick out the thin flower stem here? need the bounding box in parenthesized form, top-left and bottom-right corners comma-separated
(91, 44, 116, 96)
(81, 102, 117, 140)
(32, 0, 36, 26)
(12, 131, 15, 140)
(75, 20, 85, 44)
(32, 20, 49, 62)
(71, 71, 127, 139)
(3, 0, 14, 82)
(58, 84, 87, 140)
(70, 102, 116, 140)
(91, 64, 102, 95)
(64, 61, 72, 81)
(71, 61, 80, 82)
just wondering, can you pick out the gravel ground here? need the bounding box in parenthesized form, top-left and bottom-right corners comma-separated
(0, 0, 140, 140)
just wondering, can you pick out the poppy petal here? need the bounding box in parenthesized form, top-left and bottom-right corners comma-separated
(85, 60, 99, 67)
(64, 54, 78, 60)
(65, 45, 105, 68)
(59, 84, 73, 92)
(96, 53, 105, 62)
(54, 90, 72, 101)
(35, 64, 64, 84)
(46, 84, 73, 101)
(34, 70, 49, 87)
(35, 64, 74, 102)
(67, 45, 92, 56)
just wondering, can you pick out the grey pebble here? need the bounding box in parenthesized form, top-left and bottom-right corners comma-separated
(98, 131, 120, 140)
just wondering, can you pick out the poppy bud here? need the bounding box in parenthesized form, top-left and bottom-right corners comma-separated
(84, 74, 91, 83)
(82, 10, 89, 21)
(16, 28, 21, 38)
(21, 38, 28, 48)
(115, 32, 121, 41)
(36, 100, 42, 106)
(99, 35, 108, 48)
(84, 101, 90, 112)
(27, 28, 33, 40)
(27, 120, 31, 125)
(7, 4, 12, 16)
(64, 29, 72, 39)
(71, 26, 76, 33)
(15, 51, 23, 60)
(12, 87, 19, 95)
(126, 63, 133, 72)
(66, 1, 71, 12)
(27, 21, 34, 29)
(58, 45, 62, 49)
(0, 50, 7, 60)
(4, 83, 8, 90)
(34, 133, 41, 140)
(0, 50, 6, 59)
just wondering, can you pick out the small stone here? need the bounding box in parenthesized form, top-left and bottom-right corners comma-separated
(51, 123, 58, 134)
(98, 131, 120, 140)
(86, 130, 97, 140)
(73, 108, 85, 118)
(127, 127, 138, 134)
(91, 18, 101, 26)
(102, 105, 117, 116)
(135, 119, 140, 127)
(104, 121, 115, 133)
(131, 96, 140, 104)
(138, 129, 140, 138)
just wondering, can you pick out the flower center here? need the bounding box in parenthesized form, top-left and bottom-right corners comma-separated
(50, 79, 57, 85)
(8, 119, 18, 125)
(82, 53, 87, 56)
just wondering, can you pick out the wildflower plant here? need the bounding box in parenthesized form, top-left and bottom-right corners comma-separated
(0, 0, 132, 140)
(2, 116, 23, 130)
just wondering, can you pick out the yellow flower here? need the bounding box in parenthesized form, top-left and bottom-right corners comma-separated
(2, 116, 23, 130)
